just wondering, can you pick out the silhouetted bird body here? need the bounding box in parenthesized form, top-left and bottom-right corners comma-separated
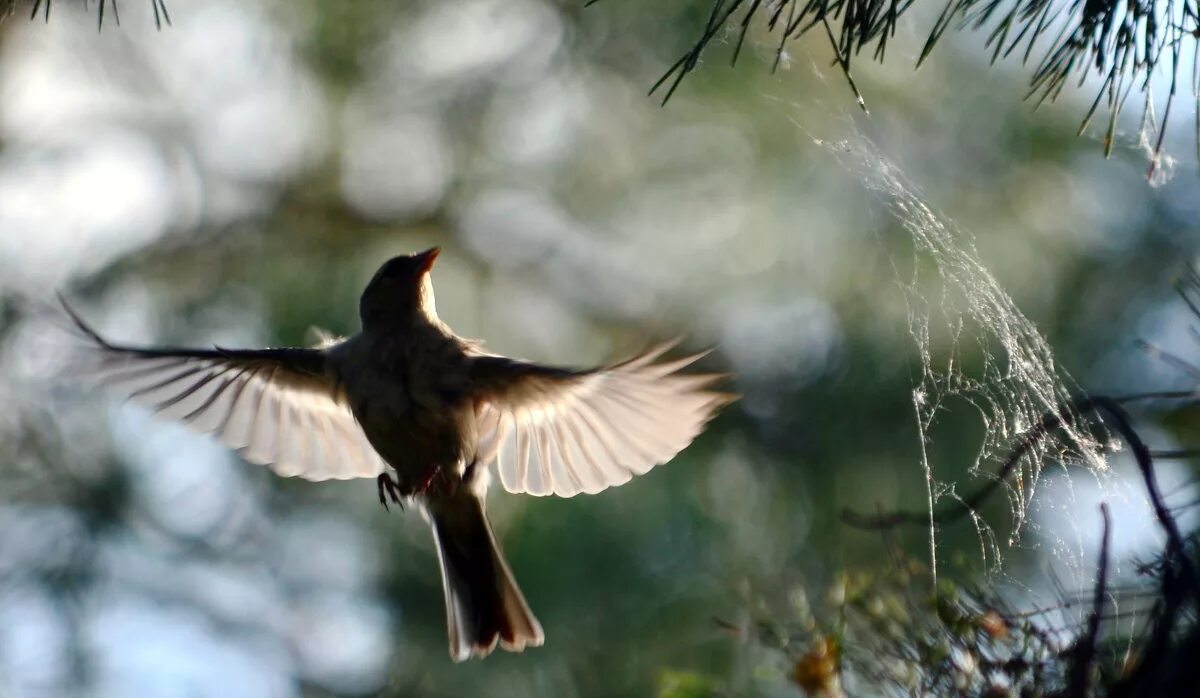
(334, 328, 474, 487)
(64, 247, 733, 661)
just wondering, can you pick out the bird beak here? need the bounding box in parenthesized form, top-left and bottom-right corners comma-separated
(418, 247, 440, 273)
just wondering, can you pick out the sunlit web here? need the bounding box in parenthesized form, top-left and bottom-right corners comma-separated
(810, 125, 1115, 594)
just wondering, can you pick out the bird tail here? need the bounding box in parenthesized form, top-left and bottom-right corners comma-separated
(426, 489, 544, 662)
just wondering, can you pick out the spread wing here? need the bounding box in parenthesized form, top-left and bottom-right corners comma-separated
(469, 343, 734, 497)
(61, 300, 386, 481)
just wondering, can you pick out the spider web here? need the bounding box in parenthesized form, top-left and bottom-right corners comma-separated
(813, 127, 1114, 589)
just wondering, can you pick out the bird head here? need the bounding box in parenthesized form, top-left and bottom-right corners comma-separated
(359, 247, 441, 329)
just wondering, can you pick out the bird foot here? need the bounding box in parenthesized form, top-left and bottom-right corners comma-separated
(377, 467, 445, 511)
(377, 473, 406, 511)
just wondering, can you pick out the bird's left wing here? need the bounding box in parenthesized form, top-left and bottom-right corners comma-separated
(469, 343, 734, 497)
(61, 301, 386, 481)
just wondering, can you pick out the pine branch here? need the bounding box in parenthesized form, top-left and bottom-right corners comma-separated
(0, 0, 171, 30)
(605, 0, 1200, 166)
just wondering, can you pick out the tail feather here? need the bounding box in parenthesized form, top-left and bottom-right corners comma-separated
(427, 491, 544, 661)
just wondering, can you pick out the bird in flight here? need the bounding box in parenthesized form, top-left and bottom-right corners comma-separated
(62, 247, 733, 662)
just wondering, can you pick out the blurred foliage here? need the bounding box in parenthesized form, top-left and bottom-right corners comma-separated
(0, 0, 1197, 697)
(710, 510, 1200, 696)
(736, 553, 1068, 696)
(11, 0, 1200, 174)
(657, 668, 723, 698)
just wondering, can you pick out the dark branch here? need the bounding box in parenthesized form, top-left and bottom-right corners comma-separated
(1090, 396, 1200, 598)
(1066, 502, 1110, 698)
(844, 390, 1200, 598)
(843, 390, 1200, 526)
(842, 393, 1099, 529)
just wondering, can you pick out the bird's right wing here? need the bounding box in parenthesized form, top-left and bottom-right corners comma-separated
(469, 343, 735, 497)
(61, 300, 386, 481)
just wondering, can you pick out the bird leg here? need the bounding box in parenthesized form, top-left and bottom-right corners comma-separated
(414, 465, 441, 495)
(377, 466, 445, 511)
(377, 472, 405, 511)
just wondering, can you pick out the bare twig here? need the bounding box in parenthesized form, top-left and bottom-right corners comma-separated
(842, 394, 1099, 529)
(1090, 396, 1200, 598)
(843, 390, 1200, 540)
(1067, 502, 1111, 698)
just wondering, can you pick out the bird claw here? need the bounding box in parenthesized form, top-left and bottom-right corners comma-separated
(377, 473, 406, 511)
(376, 467, 446, 511)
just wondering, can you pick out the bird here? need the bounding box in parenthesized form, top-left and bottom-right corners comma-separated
(60, 247, 734, 662)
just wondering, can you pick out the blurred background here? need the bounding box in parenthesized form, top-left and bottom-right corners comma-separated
(0, 1, 1198, 696)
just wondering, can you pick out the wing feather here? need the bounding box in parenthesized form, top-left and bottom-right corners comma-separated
(527, 423, 552, 496)
(471, 343, 735, 497)
(61, 300, 385, 481)
(548, 416, 586, 496)
(558, 410, 614, 494)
